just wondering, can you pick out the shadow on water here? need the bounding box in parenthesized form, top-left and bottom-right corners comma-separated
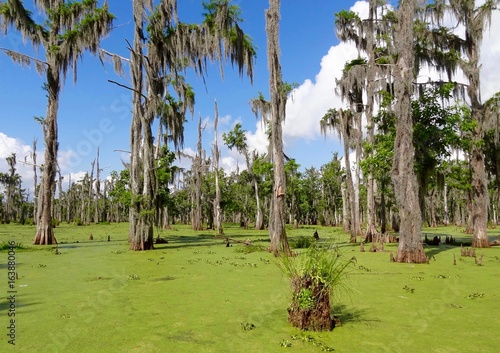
(422, 233, 499, 259)
(331, 304, 378, 327)
(38, 232, 271, 251)
(0, 296, 43, 314)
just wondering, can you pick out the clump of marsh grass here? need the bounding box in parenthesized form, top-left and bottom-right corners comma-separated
(276, 245, 356, 331)
(290, 236, 316, 249)
(0, 241, 36, 252)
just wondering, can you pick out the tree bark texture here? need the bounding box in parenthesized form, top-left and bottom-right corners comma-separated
(192, 117, 204, 231)
(129, 1, 154, 250)
(266, 0, 290, 255)
(33, 64, 59, 245)
(213, 101, 223, 235)
(467, 47, 489, 247)
(391, 0, 427, 263)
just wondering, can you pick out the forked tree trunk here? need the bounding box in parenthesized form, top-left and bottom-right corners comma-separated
(392, 0, 426, 263)
(33, 65, 59, 245)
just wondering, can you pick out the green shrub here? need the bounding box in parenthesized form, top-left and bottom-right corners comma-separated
(291, 236, 315, 249)
(276, 244, 356, 331)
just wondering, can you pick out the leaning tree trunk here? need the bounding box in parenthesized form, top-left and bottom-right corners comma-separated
(33, 64, 59, 245)
(391, 0, 427, 263)
(266, 0, 291, 255)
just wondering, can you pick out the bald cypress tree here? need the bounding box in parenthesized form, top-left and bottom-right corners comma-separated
(107, 0, 255, 250)
(392, 0, 427, 263)
(0, 0, 114, 245)
(446, 0, 498, 247)
(265, 0, 291, 255)
(320, 108, 357, 243)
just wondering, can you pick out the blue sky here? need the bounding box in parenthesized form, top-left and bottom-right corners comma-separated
(1, 1, 500, 195)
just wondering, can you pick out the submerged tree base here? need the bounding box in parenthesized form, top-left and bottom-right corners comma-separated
(364, 223, 379, 243)
(396, 248, 428, 263)
(33, 225, 57, 245)
(472, 237, 490, 248)
(288, 276, 334, 331)
(130, 238, 154, 251)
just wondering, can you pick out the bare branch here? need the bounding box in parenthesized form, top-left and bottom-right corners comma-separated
(108, 79, 147, 100)
(0, 47, 48, 74)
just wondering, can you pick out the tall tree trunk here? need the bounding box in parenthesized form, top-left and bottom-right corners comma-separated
(354, 124, 363, 238)
(341, 180, 350, 233)
(443, 182, 449, 226)
(33, 65, 59, 245)
(129, 1, 154, 250)
(266, 0, 290, 255)
(465, 186, 474, 233)
(254, 179, 264, 230)
(192, 117, 204, 231)
(343, 137, 357, 243)
(392, 0, 426, 263)
(32, 138, 38, 225)
(94, 147, 100, 224)
(380, 180, 387, 234)
(364, 0, 378, 243)
(213, 101, 223, 235)
(162, 205, 170, 229)
(57, 171, 63, 224)
(66, 174, 71, 224)
(468, 58, 489, 247)
(86, 160, 95, 226)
